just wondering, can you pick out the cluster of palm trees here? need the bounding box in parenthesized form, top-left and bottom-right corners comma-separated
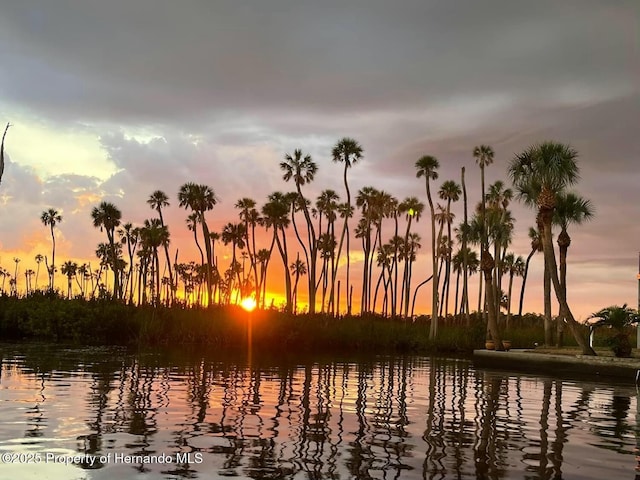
(1, 137, 595, 349)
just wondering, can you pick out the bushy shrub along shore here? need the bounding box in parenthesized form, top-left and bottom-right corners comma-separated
(0, 293, 603, 353)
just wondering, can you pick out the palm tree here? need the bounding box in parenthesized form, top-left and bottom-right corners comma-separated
(139, 218, 170, 304)
(13, 257, 20, 295)
(222, 222, 247, 294)
(91, 201, 122, 298)
(315, 189, 340, 312)
(484, 183, 515, 319)
(434, 204, 454, 316)
(403, 232, 422, 318)
(118, 222, 140, 304)
(460, 166, 472, 325)
(331, 138, 363, 315)
(398, 197, 424, 317)
(438, 180, 461, 316)
(509, 141, 595, 355)
(34, 254, 44, 290)
(147, 190, 175, 302)
(24, 269, 34, 295)
(290, 255, 307, 313)
(553, 192, 594, 345)
(61, 260, 78, 299)
(473, 145, 494, 321)
(485, 181, 514, 311)
(415, 155, 440, 338)
(256, 248, 272, 309)
(40, 208, 62, 290)
(77, 263, 89, 297)
(261, 192, 293, 313)
(235, 198, 260, 303)
(281, 149, 319, 313)
(186, 213, 204, 267)
(355, 186, 379, 313)
(178, 183, 218, 306)
(502, 253, 525, 331)
(0, 268, 8, 294)
(589, 304, 639, 357)
(473, 144, 494, 241)
(518, 227, 542, 316)
(452, 247, 479, 316)
(374, 242, 394, 315)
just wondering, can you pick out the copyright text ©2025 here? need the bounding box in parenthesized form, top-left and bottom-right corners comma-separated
(1, 452, 204, 466)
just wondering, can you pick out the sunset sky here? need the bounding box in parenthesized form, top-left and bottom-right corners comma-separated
(0, 1, 638, 319)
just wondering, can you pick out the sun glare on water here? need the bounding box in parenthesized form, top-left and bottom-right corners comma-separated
(241, 297, 256, 312)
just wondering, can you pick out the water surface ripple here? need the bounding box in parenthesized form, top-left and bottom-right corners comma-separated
(0, 345, 637, 479)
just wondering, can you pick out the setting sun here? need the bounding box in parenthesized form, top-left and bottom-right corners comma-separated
(240, 297, 256, 312)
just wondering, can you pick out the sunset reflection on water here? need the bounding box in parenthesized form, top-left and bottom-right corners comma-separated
(0, 345, 638, 479)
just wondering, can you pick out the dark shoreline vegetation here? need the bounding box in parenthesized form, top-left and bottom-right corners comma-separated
(1, 293, 618, 354)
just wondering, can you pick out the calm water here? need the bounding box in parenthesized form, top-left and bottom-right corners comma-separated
(0, 344, 638, 480)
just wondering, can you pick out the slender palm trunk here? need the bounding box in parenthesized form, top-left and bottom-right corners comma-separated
(50, 225, 56, 290)
(454, 270, 461, 316)
(331, 164, 351, 316)
(426, 180, 438, 339)
(556, 229, 570, 347)
(482, 250, 502, 348)
(401, 218, 413, 317)
(540, 212, 594, 355)
(461, 167, 471, 325)
(444, 201, 453, 316)
(477, 275, 483, 314)
(275, 227, 292, 313)
(544, 261, 553, 345)
(157, 209, 174, 304)
(368, 221, 382, 312)
(480, 164, 486, 324)
(518, 249, 535, 316)
(154, 249, 161, 305)
(200, 216, 213, 307)
(506, 272, 514, 332)
(107, 230, 119, 299)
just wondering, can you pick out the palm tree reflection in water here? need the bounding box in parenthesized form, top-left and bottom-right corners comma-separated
(0, 349, 638, 479)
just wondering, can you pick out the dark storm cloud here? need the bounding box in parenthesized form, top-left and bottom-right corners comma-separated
(0, 1, 636, 128)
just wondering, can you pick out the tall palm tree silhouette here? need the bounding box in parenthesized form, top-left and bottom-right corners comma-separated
(34, 254, 44, 290)
(331, 138, 363, 315)
(140, 218, 170, 304)
(40, 208, 62, 290)
(281, 149, 319, 313)
(261, 192, 292, 313)
(509, 141, 595, 355)
(178, 183, 217, 306)
(437, 181, 461, 317)
(473, 144, 494, 321)
(222, 222, 247, 297)
(91, 201, 122, 298)
(118, 222, 140, 304)
(147, 190, 175, 302)
(415, 155, 440, 339)
(235, 198, 260, 303)
(553, 192, 594, 346)
(399, 197, 424, 317)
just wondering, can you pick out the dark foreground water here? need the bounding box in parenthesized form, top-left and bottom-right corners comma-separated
(0, 344, 638, 480)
